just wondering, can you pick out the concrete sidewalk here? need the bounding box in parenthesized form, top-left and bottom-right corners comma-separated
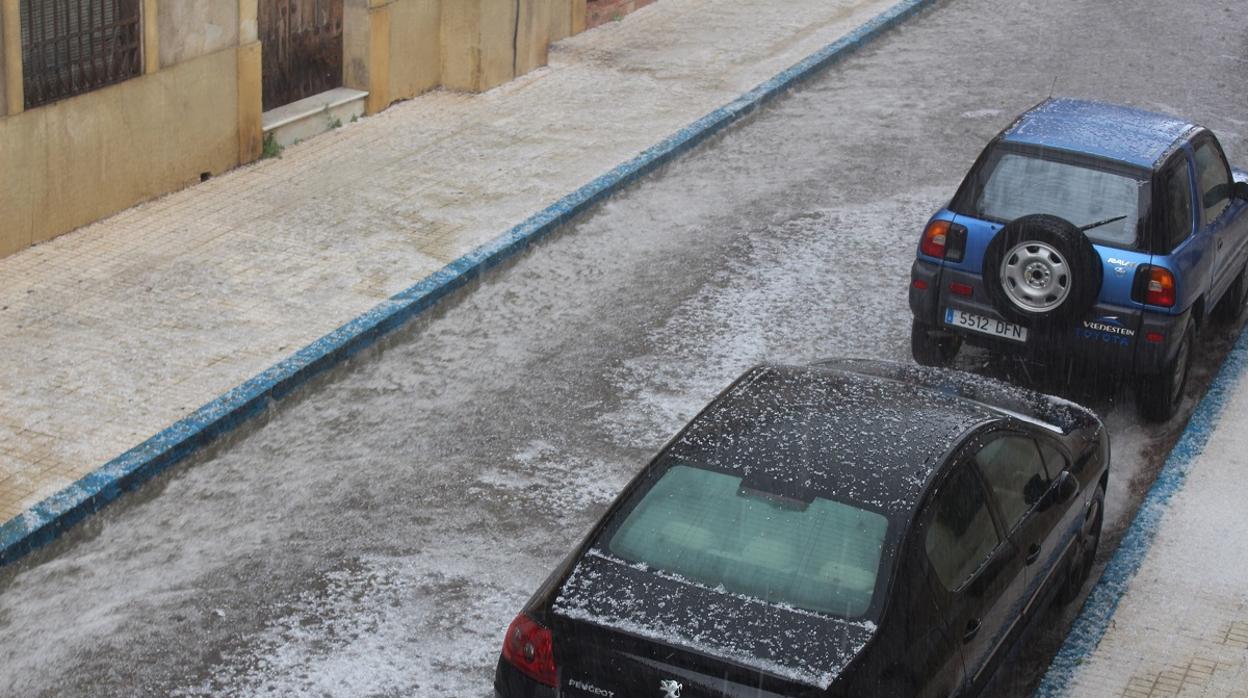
(0, 0, 904, 537)
(1043, 331, 1248, 697)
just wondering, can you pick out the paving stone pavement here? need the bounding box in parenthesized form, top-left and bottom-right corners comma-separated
(1065, 364, 1248, 697)
(0, 0, 900, 526)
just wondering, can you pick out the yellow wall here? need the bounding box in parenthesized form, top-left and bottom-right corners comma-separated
(550, 0, 585, 42)
(438, 0, 562, 94)
(159, 0, 241, 68)
(1, 0, 18, 115)
(571, 0, 586, 35)
(515, 0, 553, 77)
(237, 41, 263, 162)
(479, 0, 520, 89)
(388, 0, 442, 101)
(439, 0, 475, 91)
(0, 7, 7, 116)
(344, 0, 374, 94)
(364, 0, 579, 108)
(0, 47, 241, 257)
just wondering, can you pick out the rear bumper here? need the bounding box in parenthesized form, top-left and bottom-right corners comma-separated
(495, 659, 556, 698)
(909, 259, 1189, 375)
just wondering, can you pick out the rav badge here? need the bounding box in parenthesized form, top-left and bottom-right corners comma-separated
(660, 679, 683, 698)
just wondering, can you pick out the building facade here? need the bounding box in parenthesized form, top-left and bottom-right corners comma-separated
(0, 0, 610, 259)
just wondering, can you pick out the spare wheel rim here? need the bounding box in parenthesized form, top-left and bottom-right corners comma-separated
(1000, 240, 1072, 313)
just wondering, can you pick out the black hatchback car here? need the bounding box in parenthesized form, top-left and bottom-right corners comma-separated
(495, 360, 1109, 697)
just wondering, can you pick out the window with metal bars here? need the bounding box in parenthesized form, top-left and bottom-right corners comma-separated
(19, 0, 142, 109)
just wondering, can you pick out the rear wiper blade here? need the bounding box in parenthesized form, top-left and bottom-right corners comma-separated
(1079, 214, 1128, 232)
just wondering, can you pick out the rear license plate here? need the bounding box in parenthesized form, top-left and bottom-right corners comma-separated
(945, 307, 1027, 342)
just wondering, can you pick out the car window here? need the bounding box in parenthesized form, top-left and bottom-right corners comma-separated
(1159, 156, 1193, 251)
(973, 435, 1049, 531)
(1194, 140, 1232, 224)
(606, 464, 891, 618)
(924, 463, 1001, 591)
(974, 150, 1145, 246)
(1037, 440, 1067, 477)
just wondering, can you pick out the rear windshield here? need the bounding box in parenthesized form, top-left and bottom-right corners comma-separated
(954, 145, 1150, 248)
(603, 464, 891, 619)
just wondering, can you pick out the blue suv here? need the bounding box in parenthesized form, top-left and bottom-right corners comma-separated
(910, 99, 1248, 421)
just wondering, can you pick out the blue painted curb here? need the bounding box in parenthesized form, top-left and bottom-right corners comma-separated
(0, 0, 938, 567)
(1035, 323, 1248, 695)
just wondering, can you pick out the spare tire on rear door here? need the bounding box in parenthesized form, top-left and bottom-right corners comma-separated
(982, 214, 1102, 325)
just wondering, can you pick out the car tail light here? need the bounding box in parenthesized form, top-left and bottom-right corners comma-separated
(1146, 331, 1165, 343)
(1133, 265, 1176, 307)
(502, 613, 557, 687)
(949, 282, 973, 297)
(944, 223, 969, 262)
(912, 278, 929, 290)
(920, 220, 950, 258)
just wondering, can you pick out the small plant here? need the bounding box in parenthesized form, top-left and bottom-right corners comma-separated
(260, 132, 283, 159)
(350, 113, 359, 124)
(323, 104, 342, 129)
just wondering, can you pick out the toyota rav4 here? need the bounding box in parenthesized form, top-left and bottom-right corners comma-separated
(909, 98, 1248, 421)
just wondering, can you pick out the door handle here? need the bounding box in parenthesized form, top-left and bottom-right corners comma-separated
(1219, 239, 1225, 249)
(964, 618, 981, 643)
(1025, 543, 1041, 565)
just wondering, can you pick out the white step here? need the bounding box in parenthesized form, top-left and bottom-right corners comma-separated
(261, 88, 369, 148)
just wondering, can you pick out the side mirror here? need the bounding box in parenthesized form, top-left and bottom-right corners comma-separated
(1205, 184, 1231, 208)
(1233, 181, 1248, 201)
(1023, 473, 1047, 506)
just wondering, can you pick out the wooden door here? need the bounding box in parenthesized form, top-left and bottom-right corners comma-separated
(259, 0, 343, 110)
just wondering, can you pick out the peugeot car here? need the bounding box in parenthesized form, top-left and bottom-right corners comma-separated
(494, 359, 1109, 697)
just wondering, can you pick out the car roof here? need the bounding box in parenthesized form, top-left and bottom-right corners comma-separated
(664, 363, 994, 517)
(665, 361, 1096, 518)
(1001, 98, 1196, 169)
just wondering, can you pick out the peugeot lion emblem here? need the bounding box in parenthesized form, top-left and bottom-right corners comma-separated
(659, 679, 683, 698)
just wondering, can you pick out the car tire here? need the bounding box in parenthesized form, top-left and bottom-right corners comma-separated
(1137, 321, 1194, 423)
(982, 214, 1102, 325)
(1057, 483, 1104, 606)
(1213, 263, 1248, 324)
(911, 320, 961, 367)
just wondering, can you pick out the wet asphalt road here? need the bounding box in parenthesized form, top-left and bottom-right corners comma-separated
(2, 0, 1246, 695)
